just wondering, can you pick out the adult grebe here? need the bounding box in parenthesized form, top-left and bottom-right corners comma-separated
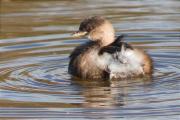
(68, 16, 153, 79)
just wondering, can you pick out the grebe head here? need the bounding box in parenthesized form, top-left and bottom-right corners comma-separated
(73, 16, 115, 46)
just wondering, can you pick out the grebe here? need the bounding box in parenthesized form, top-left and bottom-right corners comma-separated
(68, 16, 153, 79)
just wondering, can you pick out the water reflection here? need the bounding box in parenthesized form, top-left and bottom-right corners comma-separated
(74, 77, 153, 108)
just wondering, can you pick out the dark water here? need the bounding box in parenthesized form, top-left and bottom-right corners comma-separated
(0, 0, 180, 119)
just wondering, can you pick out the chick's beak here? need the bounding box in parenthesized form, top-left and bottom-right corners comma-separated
(72, 31, 88, 38)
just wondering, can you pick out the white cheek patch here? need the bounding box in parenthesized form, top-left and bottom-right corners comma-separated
(87, 34, 91, 40)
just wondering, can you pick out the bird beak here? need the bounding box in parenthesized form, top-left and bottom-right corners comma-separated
(72, 31, 88, 38)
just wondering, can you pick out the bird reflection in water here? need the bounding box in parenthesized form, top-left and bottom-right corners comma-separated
(72, 76, 152, 108)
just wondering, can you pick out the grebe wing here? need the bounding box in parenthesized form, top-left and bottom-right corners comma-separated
(99, 35, 133, 55)
(69, 41, 96, 59)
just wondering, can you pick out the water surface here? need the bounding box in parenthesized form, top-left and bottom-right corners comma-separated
(0, 0, 180, 119)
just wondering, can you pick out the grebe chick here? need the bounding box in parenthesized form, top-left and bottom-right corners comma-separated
(69, 16, 153, 79)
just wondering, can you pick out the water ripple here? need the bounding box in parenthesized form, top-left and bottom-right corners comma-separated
(0, 0, 180, 119)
